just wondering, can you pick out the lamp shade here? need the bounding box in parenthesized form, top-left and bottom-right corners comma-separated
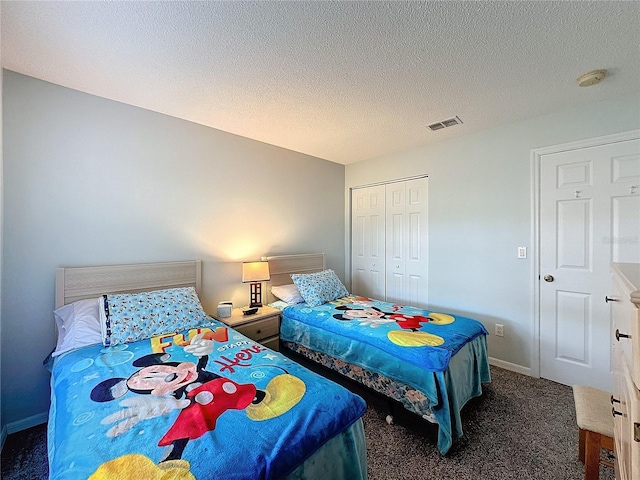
(242, 261, 271, 283)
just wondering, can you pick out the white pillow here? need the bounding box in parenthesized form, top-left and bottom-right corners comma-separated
(53, 298, 103, 356)
(271, 284, 305, 304)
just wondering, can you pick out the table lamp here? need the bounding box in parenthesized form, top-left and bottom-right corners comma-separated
(242, 261, 271, 308)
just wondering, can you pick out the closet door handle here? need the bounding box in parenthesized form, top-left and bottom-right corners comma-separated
(611, 395, 620, 405)
(612, 407, 623, 417)
(605, 296, 618, 303)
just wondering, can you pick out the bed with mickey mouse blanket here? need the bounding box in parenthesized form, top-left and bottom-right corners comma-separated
(267, 255, 491, 455)
(46, 261, 367, 480)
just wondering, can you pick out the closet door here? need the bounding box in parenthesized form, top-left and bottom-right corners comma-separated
(351, 185, 386, 299)
(385, 177, 429, 306)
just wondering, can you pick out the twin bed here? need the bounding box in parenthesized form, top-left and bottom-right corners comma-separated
(266, 253, 491, 455)
(46, 255, 490, 479)
(47, 260, 366, 480)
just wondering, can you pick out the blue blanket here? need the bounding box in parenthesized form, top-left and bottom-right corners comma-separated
(283, 296, 488, 372)
(47, 319, 366, 479)
(280, 296, 490, 454)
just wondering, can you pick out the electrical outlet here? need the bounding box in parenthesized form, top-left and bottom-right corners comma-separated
(495, 324, 504, 337)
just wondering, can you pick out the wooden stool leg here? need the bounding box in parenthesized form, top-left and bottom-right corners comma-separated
(579, 428, 586, 463)
(584, 430, 601, 480)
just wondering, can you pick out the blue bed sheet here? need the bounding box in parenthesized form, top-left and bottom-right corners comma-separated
(47, 318, 366, 479)
(280, 296, 491, 454)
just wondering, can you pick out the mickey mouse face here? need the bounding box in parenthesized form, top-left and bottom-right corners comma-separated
(346, 308, 385, 319)
(127, 362, 198, 396)
(334, 305, 388, 321)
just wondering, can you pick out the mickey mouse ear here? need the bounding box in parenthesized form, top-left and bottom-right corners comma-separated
(90, 377, 128, 402)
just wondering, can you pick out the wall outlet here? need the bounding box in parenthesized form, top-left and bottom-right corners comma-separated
(495, 324, 504, 337)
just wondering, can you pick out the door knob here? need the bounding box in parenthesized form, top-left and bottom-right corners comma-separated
(543, 275, 554, 282)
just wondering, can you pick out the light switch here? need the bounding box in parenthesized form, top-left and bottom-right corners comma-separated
(518, 247, 527, 259)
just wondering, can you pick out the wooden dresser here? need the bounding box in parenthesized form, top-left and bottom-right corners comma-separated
(611, 262, 640, 479)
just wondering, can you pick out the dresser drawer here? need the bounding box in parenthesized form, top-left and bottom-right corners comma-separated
(235, 315, 279, 342)
(611, 271, 640, 386)
(261, 335, 280, 351)
(613, 355, 640, 480)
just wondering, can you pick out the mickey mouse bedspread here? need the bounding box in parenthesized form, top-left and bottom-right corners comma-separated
(46, 320, 367, 479)
(280, 295, 490, 454)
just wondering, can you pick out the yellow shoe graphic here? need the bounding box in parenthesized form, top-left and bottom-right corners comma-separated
(428, 313, 455, 325)
(388, 330, 445, 347)
(246, 374, 306, 421)
(89, 454, 194, 480)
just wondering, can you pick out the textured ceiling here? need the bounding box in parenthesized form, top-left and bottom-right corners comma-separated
(2, 1, 639, 165)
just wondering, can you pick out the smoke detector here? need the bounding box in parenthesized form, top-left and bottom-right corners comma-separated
(577, 69, 607, 87)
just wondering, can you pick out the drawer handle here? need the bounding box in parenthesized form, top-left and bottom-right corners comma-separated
(616, 329, 631, 341)
(605, 296, 618, 303)
(611, 395, 620, 405)
(612, 407, 623, 417)
(635, 423, 640, 442)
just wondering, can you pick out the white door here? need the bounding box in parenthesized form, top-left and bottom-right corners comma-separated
(351, 184, 386, 299)
(539, 138, 640, 391)
(385, 177, 429, 306)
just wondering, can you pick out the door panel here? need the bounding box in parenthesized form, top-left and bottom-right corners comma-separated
(385, 177, 428, 306)
(351, 185, 386, 299)
(556, 199, 591, 269)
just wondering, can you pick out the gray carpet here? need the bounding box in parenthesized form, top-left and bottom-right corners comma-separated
(1, 366, 614, 479)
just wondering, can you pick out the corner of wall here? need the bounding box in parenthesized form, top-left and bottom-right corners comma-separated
(1, 65, 5, 442)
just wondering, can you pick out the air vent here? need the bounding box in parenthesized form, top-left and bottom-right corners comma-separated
(427, 116, 463, 131)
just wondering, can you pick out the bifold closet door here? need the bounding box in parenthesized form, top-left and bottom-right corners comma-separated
(351, 177, 428, 305)
(351, 184, 386, 299)
(385, 177, 429, 306)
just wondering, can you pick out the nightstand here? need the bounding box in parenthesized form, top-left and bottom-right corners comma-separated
(214, 306, 281, 351)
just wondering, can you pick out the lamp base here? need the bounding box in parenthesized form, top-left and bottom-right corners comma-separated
(249, 282, 263, 308)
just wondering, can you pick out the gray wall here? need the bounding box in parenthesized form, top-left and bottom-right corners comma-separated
(345, 94, 640, 372)
(1, 70, 345, 428)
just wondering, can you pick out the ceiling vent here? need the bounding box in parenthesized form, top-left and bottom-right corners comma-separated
(427, 116, 463, 131)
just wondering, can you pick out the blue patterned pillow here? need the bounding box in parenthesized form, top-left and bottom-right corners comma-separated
(100, 287, 210, 346)
(290, 269, 349, 307)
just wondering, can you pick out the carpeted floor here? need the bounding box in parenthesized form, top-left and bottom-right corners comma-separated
(1, 366, 614, 479)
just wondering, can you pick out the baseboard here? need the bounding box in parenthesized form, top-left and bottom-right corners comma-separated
(6, 412, 48, 435)
(488, 356, 533, 377)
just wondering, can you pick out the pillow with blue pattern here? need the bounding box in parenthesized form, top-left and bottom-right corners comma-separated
(99, 287, 210, 346)
(290, 269, 349, 307)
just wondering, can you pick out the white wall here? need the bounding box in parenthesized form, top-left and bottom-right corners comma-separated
(345, 94, 640, 372)
(1, 70, 345, 428)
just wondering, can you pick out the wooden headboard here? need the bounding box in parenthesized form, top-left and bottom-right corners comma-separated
(264, 253, 325, 304)
(55, 260, 202, 308)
